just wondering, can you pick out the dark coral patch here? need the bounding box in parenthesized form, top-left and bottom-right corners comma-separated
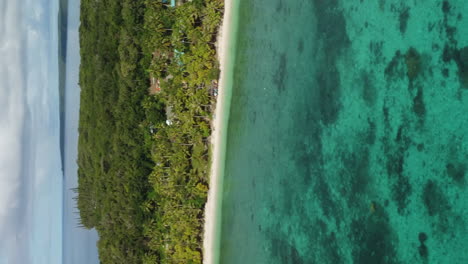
(361, 71, 377, 106)
(349, 205, 400, 264)
(273, 53, 287, 92)
(385, 50, 405, 79)
(418, 232, 429, 259)
(396, 123, 410, 146)
(290, 105, 324, 191)
(313, 0, 350, 125)
(383, 104, 390, 128)
(441, 45, 468, 88)
(442, 0, 450, 14)
(292, 141, 314, 189)
(418, 232, 428, 243)
(369, 41, 384, 64)
(393, 174, 412, 214)
(313, 0, 350, 49)
(440, 0, 457, 43)
(270, 238, 305, 264)
(364, 120, 377, 145)
(386, 150, 412, 214)
(412, 86, 426, 119)
(446, 162, 466, 184)
(324, 232, 343, 264)
(455, 47, 468, 88)
(405, 47, 422, 81)
(386, 152, 404, 178)
(316, 68, 342, 125)
(417, 143, 425, 152)
(418, 243, 429, 259)
(399, 7, 410, 34)
(342, 150, 371, 203)
(423, 180, 451, 216)
(442, 68, 449, 78)
(384, 124, 413, 215)
(445, 25, 457, 42)
(293, 220, 345, 263)
(442, 44, 454, 62)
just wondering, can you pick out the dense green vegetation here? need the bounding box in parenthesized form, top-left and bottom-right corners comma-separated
(77, 0, 223, 263)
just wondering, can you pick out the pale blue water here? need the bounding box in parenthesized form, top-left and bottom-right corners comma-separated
(219, 0, 468, 263)
(61, 0, 100, 263)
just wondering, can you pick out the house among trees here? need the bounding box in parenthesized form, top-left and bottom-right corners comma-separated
(77, 0, 223, 262)
(149, 74, 173, 95)
(148, 50, 174, 95)
(162, 0, 192, 7)
(149, 76, 161, 94)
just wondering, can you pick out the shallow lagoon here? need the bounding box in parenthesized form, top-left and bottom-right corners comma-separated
(219, 1, 468, 263)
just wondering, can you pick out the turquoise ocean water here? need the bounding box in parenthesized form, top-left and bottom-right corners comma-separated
(219, 0, 468, 263)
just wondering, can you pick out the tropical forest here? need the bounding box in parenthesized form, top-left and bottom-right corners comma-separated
(77, 0, 223, 263)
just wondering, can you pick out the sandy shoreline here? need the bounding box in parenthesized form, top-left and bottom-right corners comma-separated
(203, 0, 234, 263)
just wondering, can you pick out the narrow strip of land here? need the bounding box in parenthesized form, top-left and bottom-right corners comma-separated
(203, 0, 234, 263)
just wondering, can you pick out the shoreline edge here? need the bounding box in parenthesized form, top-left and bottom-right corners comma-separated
(203, 0, 237, 263)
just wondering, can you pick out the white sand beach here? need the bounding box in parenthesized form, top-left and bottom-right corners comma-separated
(203, 0, 235, 263)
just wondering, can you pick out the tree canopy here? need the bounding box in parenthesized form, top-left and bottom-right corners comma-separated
(78, 0, 223, 263)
